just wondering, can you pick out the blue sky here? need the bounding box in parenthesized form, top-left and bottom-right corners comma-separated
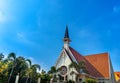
(0, 0, 120, 71)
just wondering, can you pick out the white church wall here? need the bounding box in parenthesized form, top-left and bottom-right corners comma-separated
(67, 48, 78, 63)
(55, 49, 78, 82)
(98, 79, 110, 83)
(69, 67, 79, 81)
(55, 50, 72, 69)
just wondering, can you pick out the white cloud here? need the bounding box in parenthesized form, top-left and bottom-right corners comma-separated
(0, 10, 6, 23)
(28, 56, 35, 62)
(0, 0, 7, 9)
(0, 0, 8, 23)
(16, 32, 34, 45)
(0, 0, 15, 23)
(0, 50, 10, 59)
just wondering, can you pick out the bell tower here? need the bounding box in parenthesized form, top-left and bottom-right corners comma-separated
(63, 25, 71, 49)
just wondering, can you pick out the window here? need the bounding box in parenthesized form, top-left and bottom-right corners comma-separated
(79, 79, 82, 81)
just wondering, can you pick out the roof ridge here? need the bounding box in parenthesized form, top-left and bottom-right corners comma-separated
(69, 46, 83, 56)
(64, 48, 73, 62)
(85, 52, 108, 57)
(115, 72, 120, 73)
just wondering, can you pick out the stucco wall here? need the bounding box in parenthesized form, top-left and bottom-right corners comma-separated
(55, 50, 77, 81)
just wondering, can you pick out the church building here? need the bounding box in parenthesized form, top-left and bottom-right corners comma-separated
(55, 26, 116, 83)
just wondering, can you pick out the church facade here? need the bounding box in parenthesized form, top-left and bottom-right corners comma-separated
(54, 26, 116, 83)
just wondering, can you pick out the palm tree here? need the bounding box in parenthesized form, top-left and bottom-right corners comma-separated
(25, 59, 41, 83)
(14, 56, 28, 81)
(41, 69, 51, 82)
(31, 64, 41, 83)
(30, 64, 41, 83)
(0, 53, 4, 61)
(7, 52, 17, 83)
(69, 62, 78, 81)
(48, 66, 57, 75)
(0, 52, 41, 83)
(31, 64, 41, 71)
(37, 73, 41, 83)
(0, 53, 8, 83)
(69, 61, 88, 82)
(25, 59, 32, 83)
(41, 69, 46, 79)
(0, 53, 4, 72)
(78, 60, 88, 74)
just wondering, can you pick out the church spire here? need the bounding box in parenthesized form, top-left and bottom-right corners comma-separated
(63, 25, 71, 49)
(64, 25, 69, 39)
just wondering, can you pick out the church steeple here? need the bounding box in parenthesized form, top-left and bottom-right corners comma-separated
(64, 25, 69, 39)
(63, 25, 71, 49)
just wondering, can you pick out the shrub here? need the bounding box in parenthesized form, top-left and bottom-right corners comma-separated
(86, 78, 97, 83)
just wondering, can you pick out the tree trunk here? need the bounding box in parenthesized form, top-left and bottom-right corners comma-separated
(25, 76, 29, 83)
(8, 66, 14, 83)
(15, 74, 19, 83)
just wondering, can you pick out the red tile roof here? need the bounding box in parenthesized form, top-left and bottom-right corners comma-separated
(69, 47, 84, 62)
(85, 53, 109, 78)
(114, 72, 120, 81)
(69, 47, 110, 78)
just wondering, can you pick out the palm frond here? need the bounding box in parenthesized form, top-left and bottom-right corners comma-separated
(26, 59, 32, 67)
(32, 64, 41, 71)
(8, 52, 16, 60)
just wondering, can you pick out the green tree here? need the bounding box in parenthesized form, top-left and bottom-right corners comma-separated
(0, 53, 4, 61)
(29, 64, 41, 83)
(48, 66, 56, 74)
(25, 59, 41, 83)
(48, 66, 58, 82)
(41, 69, 51, 83)
(86, 78, 97, 83)
(69, 61, 88, 82)
(14, 56, 28, 82)
(0, 52, 41, 83)
(0, 53, 9, 83)
(69, 62, 78, 81)
(25, 59, 32, 83)
(7, 52, 17, 83)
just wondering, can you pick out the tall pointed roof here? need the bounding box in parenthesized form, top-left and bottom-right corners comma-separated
(64, 25, 69, 38)
(63, 25, 71, 42)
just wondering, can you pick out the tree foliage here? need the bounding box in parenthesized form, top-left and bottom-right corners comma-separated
(86, 78, 97, 83)
(0, 52, 41, 83)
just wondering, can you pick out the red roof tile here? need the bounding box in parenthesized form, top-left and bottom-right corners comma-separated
(114, 72, 120, 81)
(85, 53, 109, 78)
(69, 47, 110, 78)
(69, 47, 84, 62)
